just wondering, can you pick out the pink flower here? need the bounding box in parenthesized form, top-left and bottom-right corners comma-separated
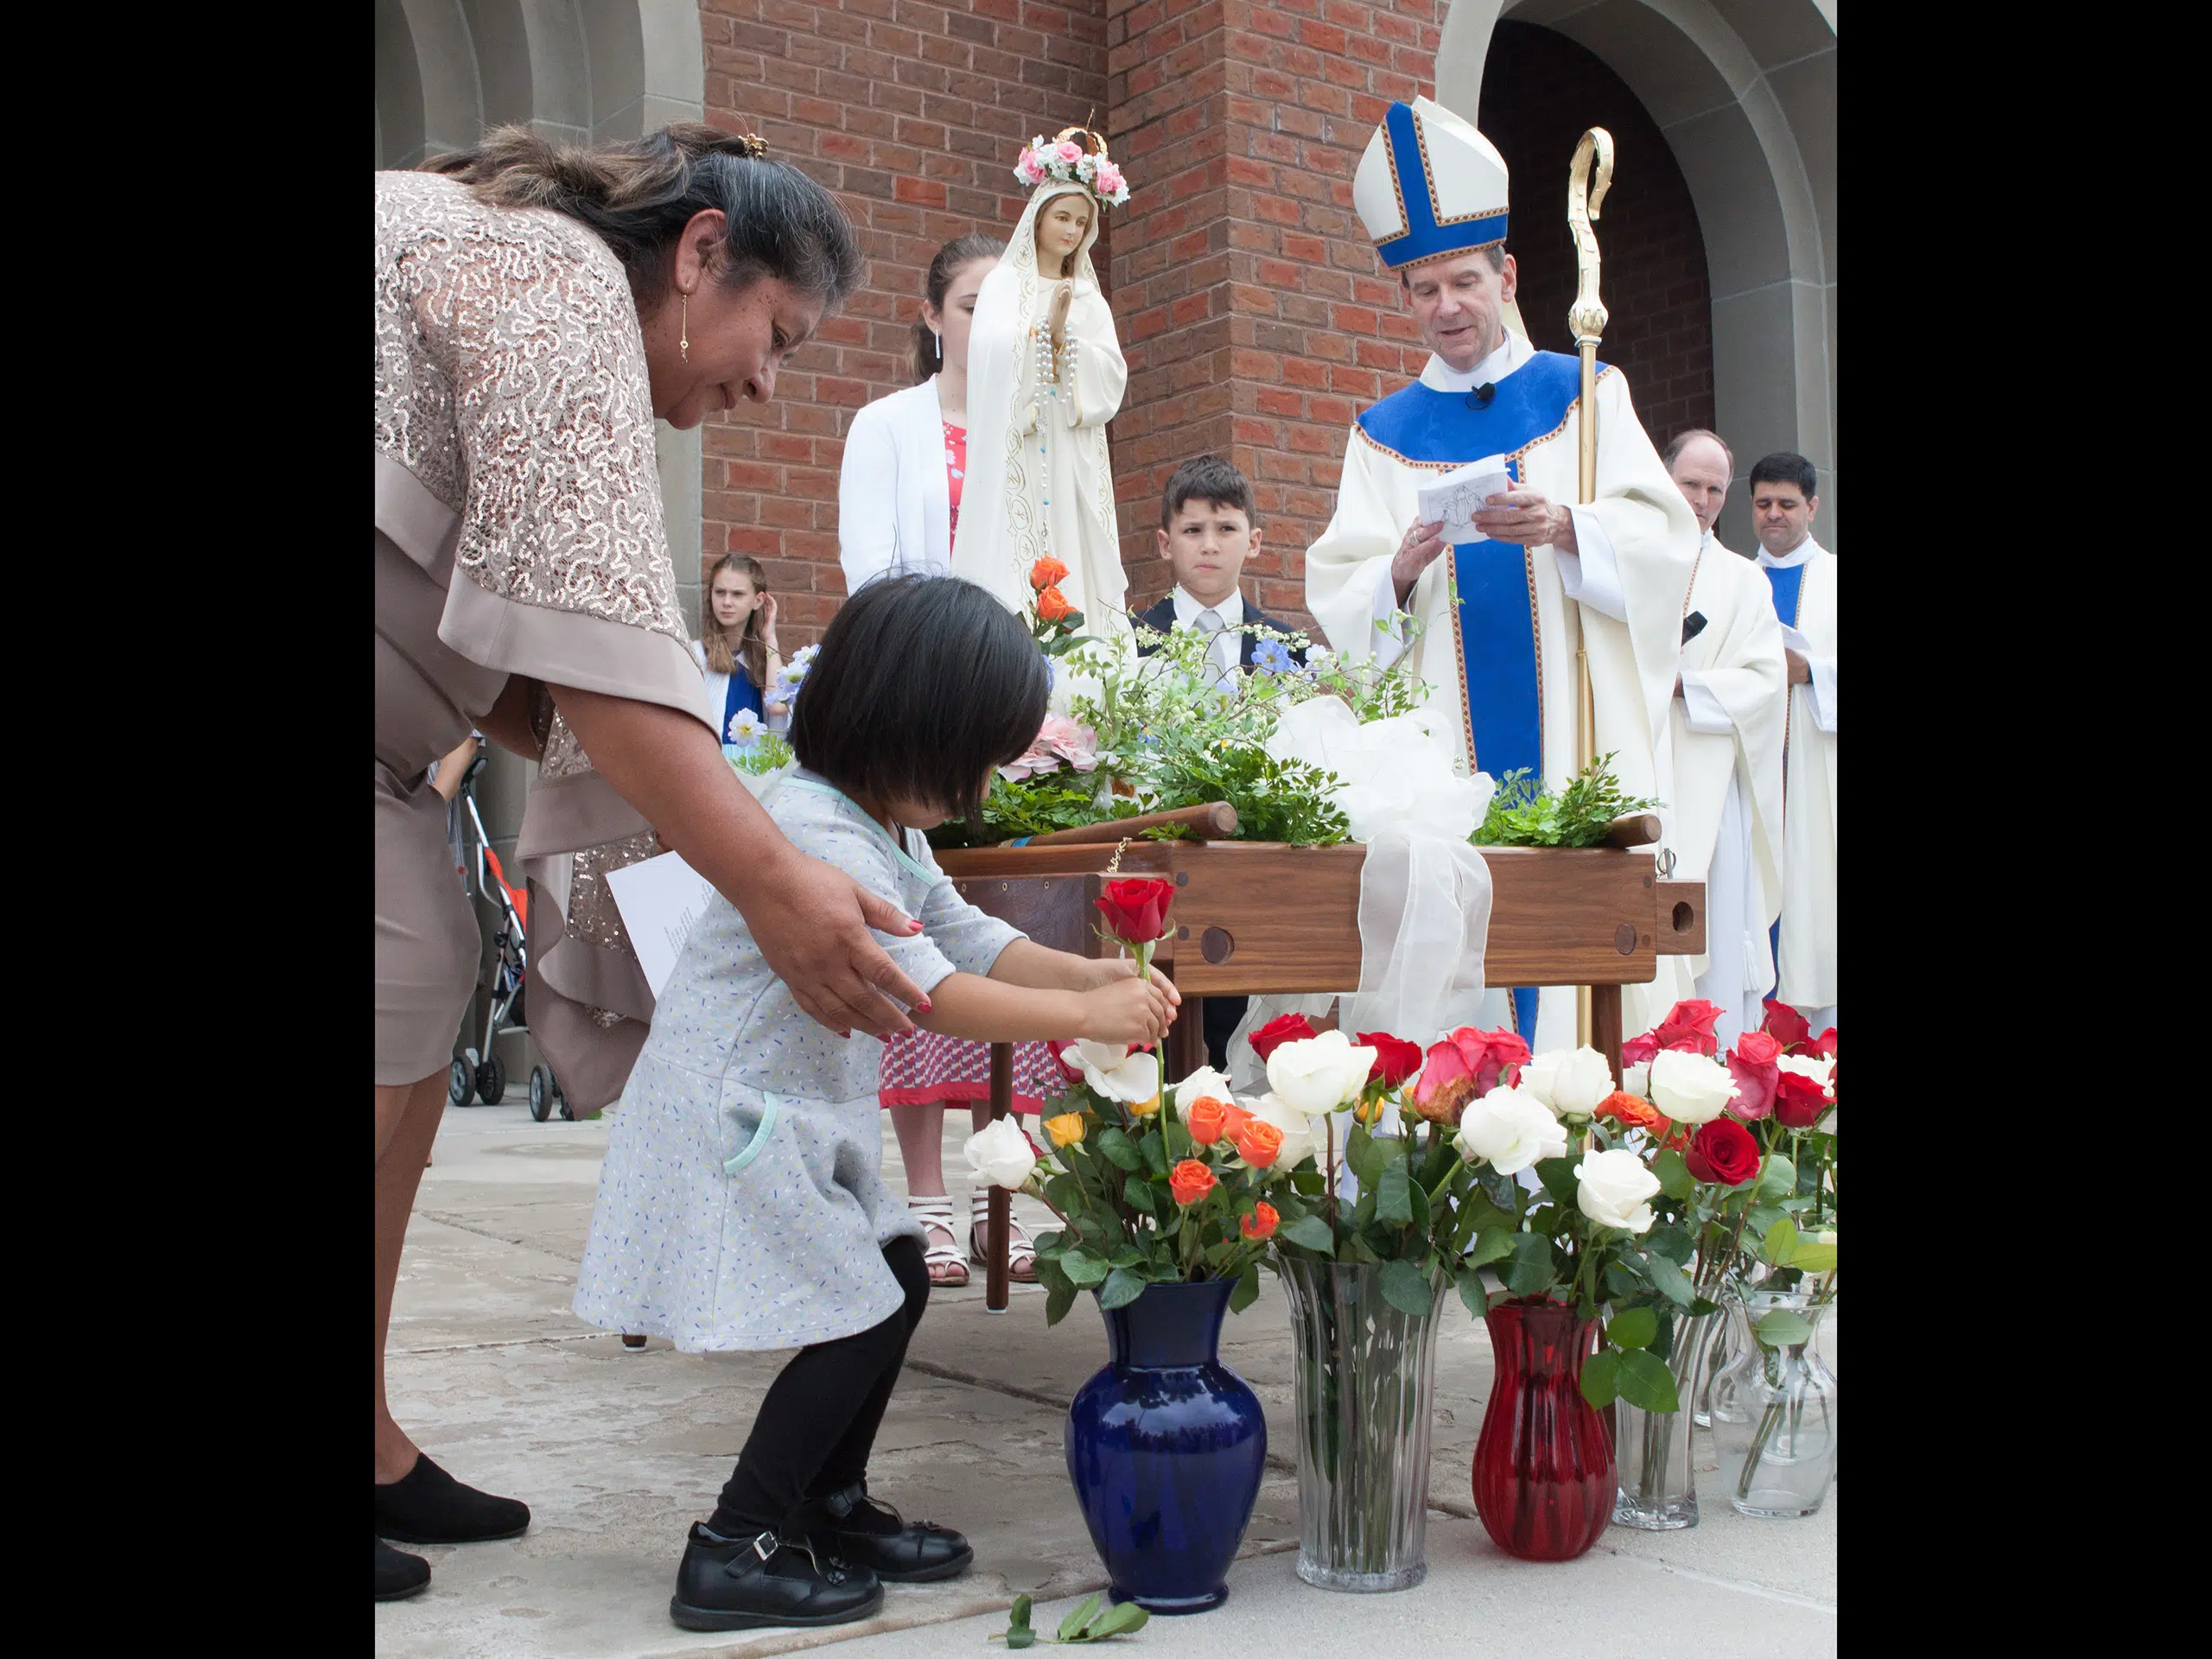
(999, 715, 1099, 782)
(1096, 162, 1124, 194)
(1056, 141, 1083, 164)
(1014, 150, 1045, 186)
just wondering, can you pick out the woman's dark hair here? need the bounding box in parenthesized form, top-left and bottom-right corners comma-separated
(913, 233, 1002, 383)
(790, 575, 1049, 822)
(423, 123, 861, 315)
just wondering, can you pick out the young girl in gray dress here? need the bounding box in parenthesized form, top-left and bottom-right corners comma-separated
(575, 574, 1179, 1635)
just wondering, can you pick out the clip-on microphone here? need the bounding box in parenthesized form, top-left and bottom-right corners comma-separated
(1464, 383, 1497, 410)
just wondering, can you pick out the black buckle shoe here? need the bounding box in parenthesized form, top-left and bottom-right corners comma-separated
(376, 1535, 430, 1603)
(798, 1483, 975, 1584)
(669, 1525, 884, 1633)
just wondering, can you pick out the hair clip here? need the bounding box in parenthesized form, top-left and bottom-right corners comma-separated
(736, 132, 769, 160)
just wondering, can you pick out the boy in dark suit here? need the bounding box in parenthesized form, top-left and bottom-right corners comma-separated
(1135, 455, 1306, 1068)
(1135, 455, 1307, 682)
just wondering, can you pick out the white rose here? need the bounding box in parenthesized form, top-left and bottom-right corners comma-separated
(1623, 1060, 1649, 1097)
(1065, 1040, 1161, 1104)
(1453, 1085, 1568, 1175)
(1777, 1053, 1835, 1092)
(1173, 1065, 1235, 1112)
(1573, 1147, 1660, 1234)
(1523, 1046, 1612, 1119)
(963, 1117, 1039, 1189)
(1648, 1049, 1738, 1125)
(1244, 1092, 1319, 1169)
(1266, 1030, 1379, 1117)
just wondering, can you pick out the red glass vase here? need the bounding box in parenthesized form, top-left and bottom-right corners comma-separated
(1471, 1297, 1615, 1561)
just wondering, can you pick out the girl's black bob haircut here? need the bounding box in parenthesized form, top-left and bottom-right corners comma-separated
(789, 573, 1050, 823)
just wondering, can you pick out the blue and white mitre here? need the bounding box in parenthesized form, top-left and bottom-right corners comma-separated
(1353, 96, 1510, 270)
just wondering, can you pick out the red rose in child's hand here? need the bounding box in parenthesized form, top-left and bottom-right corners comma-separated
(1185, 1096, 1230, 1144)
(1240, 1201, 1280, 1241)
(1249, 1013, 1318, 1061)
(1169, 1159, 1217, 1205)
(1231, 1116, 1283, 1168)
(1652, 998, 1725, 1057)
(1725, 1030, 1782, 1122)
(1095, 877, 1176, 945)
(1036, 584, 1073, 622)
(1761, 997, 1811, 1052)
(1030, 556, 1070, 591)
(1683, 1116, 1760, 1185)
(1356, 1032, 1424, 1088)
(1772, 1069, 1832, 1129)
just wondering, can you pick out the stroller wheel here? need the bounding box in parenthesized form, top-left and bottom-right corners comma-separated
(448, 1058, 473, 1109)
(558, 1094, 575, 1121)
(476, 1054, 505, 1106)
(529, 1066, 553, 1123)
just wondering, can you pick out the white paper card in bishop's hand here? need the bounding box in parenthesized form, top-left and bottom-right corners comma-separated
(1416, 454, 1516, 545)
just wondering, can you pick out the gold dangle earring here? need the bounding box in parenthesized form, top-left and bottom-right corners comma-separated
(680, 289, 690, 362)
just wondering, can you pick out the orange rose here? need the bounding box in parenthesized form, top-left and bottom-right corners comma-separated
(1030, 556, 1070, 591)
(1219, 1100, 1252, 1139)
(1185, 1096, 1230, 1144)
(1596, 1090, 1675, 1141)
(1169, 1159, 1217, 1205)
(1240, 1201, 1280, 1241)
(1231, 1117, 1283, 1169)
(1035, 585, 1072, 622)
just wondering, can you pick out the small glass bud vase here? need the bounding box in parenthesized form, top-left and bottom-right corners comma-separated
(1707, 1285, 1837, 1518)
(1611, 1309, 1719, 1530)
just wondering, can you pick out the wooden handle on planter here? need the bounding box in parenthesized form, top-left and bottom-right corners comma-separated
(1020, 801, 1239, 847)
(1601, 810, 1662, 849)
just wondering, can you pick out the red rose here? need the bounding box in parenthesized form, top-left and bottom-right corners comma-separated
(1461, 1026, 1531, 1096)
(1621, 1030, 1660, 1066)
(1761, 997, 1811, 1052)
(1054, 1042, 1087, 1084)
(1812, 1028, 1837, 1093)
(1772, 1070, 1832, 1129)
(1726, 1030, 1782, 1122)
(1652, 998, 1725, 1057)
(1240, 1201, 1280, 1241)
(1683, 1116, 1760, 1185)
(1356, 1032, 1425, 1089)
(1094, 877, 1175, 945)
(1412, 1027, 1528, 1124)
(1249, 1013, 1318, 1061)
(1169, 1159, 1217, 1205)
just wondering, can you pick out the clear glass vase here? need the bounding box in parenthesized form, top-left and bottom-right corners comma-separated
(1278, 1257, 1449, 1592)
(1611, 1309, 1718, 1530)
(1708, 1286, 1837, 1517)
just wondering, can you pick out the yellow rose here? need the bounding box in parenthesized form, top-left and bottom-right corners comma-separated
(1044, 1111, 1088, 1148)
(1128, 1092, 1162, 1117)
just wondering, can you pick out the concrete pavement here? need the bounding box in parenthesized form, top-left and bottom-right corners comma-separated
(379, 1096, 1835, 1657)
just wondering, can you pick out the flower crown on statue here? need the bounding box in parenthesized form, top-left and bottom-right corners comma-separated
(1014, 125, 1131, 207)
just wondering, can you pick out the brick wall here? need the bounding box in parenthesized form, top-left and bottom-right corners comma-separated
(699, 0, 1110, 646)
(1478, 21, 1714, 446)
(1109, 0, 1442, 639)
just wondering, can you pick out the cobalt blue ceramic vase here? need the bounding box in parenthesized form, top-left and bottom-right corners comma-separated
(1063, 1277, 1267, 1614)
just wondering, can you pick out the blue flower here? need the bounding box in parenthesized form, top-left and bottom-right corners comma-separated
(1252, 639, 1295, 675)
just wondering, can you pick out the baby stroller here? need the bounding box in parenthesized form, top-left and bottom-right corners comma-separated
(446, 747, 573, 1121)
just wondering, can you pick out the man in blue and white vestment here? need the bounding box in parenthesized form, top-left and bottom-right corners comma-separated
(1306, 97, 1701, 1053)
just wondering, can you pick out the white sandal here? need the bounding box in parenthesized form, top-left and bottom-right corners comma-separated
(969, 1188, 1039, 1283)
(907, 1194, 969, 1287)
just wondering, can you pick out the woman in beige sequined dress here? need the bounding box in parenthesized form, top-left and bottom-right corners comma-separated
(373, 125, 934, 1604)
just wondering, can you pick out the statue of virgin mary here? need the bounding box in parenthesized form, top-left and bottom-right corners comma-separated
(951, 129, 1131, 652)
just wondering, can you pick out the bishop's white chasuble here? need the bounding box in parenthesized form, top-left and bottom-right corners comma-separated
(1307, 329, 1700, 1052)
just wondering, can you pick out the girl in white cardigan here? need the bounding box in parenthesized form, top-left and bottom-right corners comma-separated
(838, 234, 1068, 1288)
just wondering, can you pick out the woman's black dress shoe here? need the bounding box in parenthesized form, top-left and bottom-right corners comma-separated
(376, 1535, 430, 1602)
(796, 1482, 975, 1583)
(670, 1525, 884, 1632)
(375, 1453, 531, 1544)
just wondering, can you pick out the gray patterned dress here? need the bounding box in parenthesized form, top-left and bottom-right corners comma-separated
(573, 772, 1021, 1351)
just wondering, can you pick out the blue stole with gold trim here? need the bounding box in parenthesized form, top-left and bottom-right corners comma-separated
(1357, 352, 1593, 1039)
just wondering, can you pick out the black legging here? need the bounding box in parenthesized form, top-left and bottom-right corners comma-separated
(710, 1236, 930, 1537)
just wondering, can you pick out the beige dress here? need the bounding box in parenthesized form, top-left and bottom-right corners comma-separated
(374, 170, 712, 1097)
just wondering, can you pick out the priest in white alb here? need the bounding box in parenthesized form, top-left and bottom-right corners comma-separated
(1745, 451, 1837, 1032)
(1625, 429, 1787, 1048)
(1305, 96, 1700, 1052)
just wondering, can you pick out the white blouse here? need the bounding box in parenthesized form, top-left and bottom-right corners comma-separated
(838, 377, 955, 596)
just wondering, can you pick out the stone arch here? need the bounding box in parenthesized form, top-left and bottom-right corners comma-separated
(1436, 0, 1836, 550)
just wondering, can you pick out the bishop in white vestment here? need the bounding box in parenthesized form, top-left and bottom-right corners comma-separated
(1306, 98, 1700, 1052)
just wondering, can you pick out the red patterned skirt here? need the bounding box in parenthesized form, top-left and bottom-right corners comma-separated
(879, 1030, 1071, 1116)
